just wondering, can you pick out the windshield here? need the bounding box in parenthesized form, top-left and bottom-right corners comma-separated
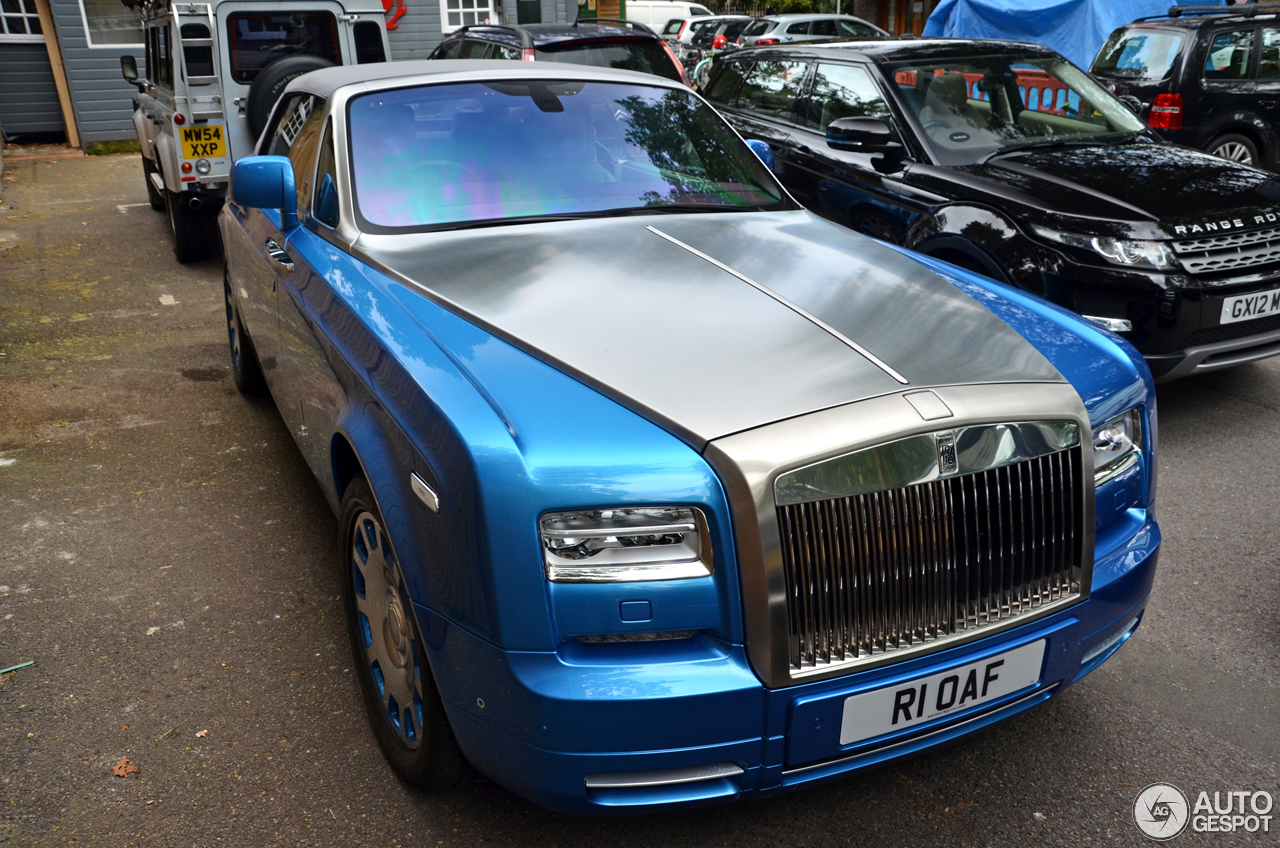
(742, 20, 773, 37)
(1092, 27, 1185, 80)
(535, 39, 682, 82)
(883, 55, 1147, 166)
(349, 81, 789, 231)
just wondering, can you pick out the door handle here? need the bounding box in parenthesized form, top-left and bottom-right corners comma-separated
(265, 238, 294, 274)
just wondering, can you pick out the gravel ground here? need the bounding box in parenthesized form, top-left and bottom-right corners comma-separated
(0, 153, 1276, 847)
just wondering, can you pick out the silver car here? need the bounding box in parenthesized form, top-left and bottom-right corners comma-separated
(661, 13, 751, 45)
(737, 14, 886, 46)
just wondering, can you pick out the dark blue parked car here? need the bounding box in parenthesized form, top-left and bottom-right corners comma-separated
(221, 58, 1160, 813)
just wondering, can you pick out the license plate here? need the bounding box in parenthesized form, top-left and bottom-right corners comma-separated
(1221, 288, 1280, 324)
(179, 124, 226, 159)
(838, 640, 1045, 746)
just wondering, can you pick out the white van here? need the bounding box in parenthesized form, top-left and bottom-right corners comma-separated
(625, 1, 712, 30)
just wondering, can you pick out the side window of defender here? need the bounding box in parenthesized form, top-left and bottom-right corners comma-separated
(156, 24, 174, 89)
(313, 121, 340, 228)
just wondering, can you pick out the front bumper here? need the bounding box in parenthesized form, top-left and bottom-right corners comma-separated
(1001, 239, 1280, 380)
(419, 510, 1160, 814)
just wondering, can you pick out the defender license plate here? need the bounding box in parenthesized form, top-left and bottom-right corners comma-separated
(179, 124, 226, 159)
(838, 640, 1045, 746)
(1221, 288, 1280, 325)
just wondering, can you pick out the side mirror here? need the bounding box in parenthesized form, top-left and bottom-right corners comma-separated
(231, 155, 299, 230)
(745, 138, 775, 172)
(120, 55, 137, 81)
(826, 116, 901, 153)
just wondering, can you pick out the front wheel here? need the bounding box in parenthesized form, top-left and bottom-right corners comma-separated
(340, 478, 468, 790)
(1209, 133, 1258, 167)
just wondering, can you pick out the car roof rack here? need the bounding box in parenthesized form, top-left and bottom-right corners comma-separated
(452, 24, 535, 47)
(1134, 4, 1280, 22)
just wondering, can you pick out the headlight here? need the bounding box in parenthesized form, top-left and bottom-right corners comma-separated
(1093, 409, 1142, 485)
(1032, 225, 1177, 271)
(539, 507, 712, 583)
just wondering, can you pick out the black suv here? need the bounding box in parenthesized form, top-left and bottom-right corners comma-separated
(1092, 3, 1280, 168)
(429, 21, 685, 84)
(703, 39, 1280, 380)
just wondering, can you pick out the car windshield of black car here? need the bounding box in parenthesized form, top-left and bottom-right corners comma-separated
(347, 80, 789, 232)
(1092, 27, 1186, 81)
(882, 55, 1147, 167)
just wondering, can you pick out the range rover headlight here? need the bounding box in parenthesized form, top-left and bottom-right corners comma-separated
(539, 507, 712, 583)
(1032, 225, 1178, 271)
(1093, 409, 1142, 486)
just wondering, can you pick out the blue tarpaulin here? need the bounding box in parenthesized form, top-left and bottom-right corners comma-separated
(922, 0, 1228, 69)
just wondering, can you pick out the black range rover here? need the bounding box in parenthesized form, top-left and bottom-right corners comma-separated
(703, 39, 1280, 381)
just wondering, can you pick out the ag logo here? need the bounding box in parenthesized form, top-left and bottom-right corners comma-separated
(1134, 783, 1190, 841)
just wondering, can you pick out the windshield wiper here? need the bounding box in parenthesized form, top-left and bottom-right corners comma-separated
(978, 133, 1140, 165)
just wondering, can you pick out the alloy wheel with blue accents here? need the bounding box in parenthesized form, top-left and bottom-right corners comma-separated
(350, 509, 427, 751)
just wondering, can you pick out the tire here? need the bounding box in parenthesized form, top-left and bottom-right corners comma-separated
(223, 267, 267, 396)
(142, 154, 164, 211)
(340, 478, 469, 791)
(1208, 133, 1258, 167)
(165, 189, 217, 264)
(246, 55, 335, 141)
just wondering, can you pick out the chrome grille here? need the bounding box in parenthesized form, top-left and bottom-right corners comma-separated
(778, 447, 1083, 672)
(1172, 225, 1280, 275)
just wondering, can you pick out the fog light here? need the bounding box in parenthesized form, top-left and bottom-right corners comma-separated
(181, 161, 193, 174)
(195, 158, 211, 175)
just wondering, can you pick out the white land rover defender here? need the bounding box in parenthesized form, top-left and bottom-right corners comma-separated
(119, 0, 390, 262)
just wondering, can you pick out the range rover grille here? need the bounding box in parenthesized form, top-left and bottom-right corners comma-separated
(1172, 225, 1280, 275)
(777, 448, 1083, 672)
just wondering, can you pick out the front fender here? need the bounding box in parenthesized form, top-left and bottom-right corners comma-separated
(905, 204, 1022, 283)
(155, 132, 180, 193)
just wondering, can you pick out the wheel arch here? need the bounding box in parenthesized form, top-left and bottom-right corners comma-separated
(912, 234, 1015, 284)
(1206, 124, 1270, 166)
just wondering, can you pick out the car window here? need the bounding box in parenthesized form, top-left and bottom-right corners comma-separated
(691, 5, 712, 15)
(492, 43, 520, 60)
(286, 98, 327, 213)
(1203, 30, 1254, 80)
(156, 24, 173, 90)
(742, 20, 773, 37)
(737, 59, 807, 121)
(354, 20, 386, 63)
(785, 22, 810, 35)
(434, 39, 461, 58)
(885, 55, 1144, 167)
(225, 12, 340, 84)
(703, 57, 748, 103)
(839, 20, 878, 37)
(811, 20, 836, 37)
(1092, 27, 1185, 80)
(535, 39, 682, 83)
(804, 63, 891, 131)
(348, 80, 789, 230)
(180, 23, 214, 77)
(458, 39, 491, 59)
(313, 120, 340, 228)
(1260, 28, 1280, 80)
(266, 94, 319, 157)
(663, 19, 684, 35)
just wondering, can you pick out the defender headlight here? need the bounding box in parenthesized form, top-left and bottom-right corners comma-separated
(195, 158, 212, 175)
(1032, 225, 1177, 271)
(1093, 410, 1142, 485)
(539, 507, 712, 583)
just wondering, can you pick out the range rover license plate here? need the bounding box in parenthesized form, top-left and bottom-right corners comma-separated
(838, 640, 1045, 746)
(179, 124, 226, 159)
(1221, 288, 1280, 324)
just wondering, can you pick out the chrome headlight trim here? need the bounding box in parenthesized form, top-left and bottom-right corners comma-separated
(540, 506, 713, 583)
(1033, 225, 1178, 271)
(1093, 408, 1143, 487)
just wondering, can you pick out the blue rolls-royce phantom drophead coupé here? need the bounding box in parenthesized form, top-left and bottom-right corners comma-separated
(220, 59, 1160, 814)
